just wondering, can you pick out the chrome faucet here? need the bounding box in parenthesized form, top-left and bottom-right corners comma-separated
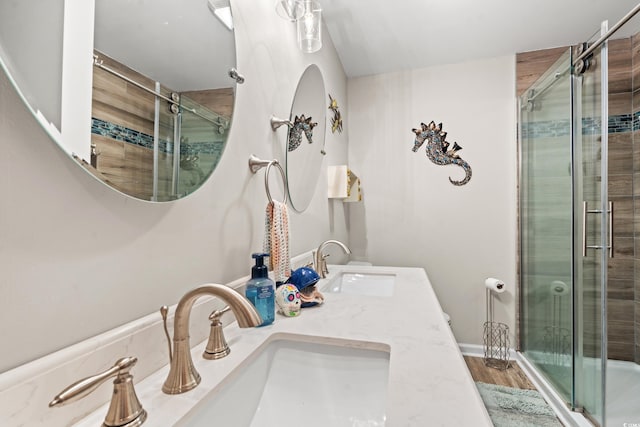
(161, 284, 262, 394)
(314, 239, 352, 279)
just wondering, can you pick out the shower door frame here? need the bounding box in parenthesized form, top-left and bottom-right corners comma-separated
(518, 47, 576, 404)
(572, 21, 609, 426)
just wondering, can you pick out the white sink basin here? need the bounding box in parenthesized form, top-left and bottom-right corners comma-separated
(322, 272, 396, 297)
(176, 336, 390, 427)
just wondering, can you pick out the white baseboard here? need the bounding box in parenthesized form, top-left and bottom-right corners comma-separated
(458, 342, 483, 356)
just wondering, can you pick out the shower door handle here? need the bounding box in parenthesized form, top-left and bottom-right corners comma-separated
(582, 201, 613, 258)
(608, 201, 614, 258)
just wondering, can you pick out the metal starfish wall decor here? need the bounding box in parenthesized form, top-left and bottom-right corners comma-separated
(328, 94, 343, 134)
(411, 121, 472, 186)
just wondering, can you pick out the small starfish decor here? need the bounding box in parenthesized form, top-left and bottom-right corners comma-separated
(328, 94, 343, 134)
(411, 121, 472, 186)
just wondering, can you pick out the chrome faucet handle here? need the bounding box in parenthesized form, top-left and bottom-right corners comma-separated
(49, 356, 147, 427)
(315, 240, 352, 279)
(160, 306, 173, 362)
(321, 254, 330, 276)
(203, 306, 231, 360)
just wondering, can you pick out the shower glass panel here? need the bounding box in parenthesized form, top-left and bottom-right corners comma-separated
(154, 92, 178, 202)
(175, 95, 228, 198)
(149, 93, 227, 201)
(520, 49, 574, 402)
(573, 27, 608, 426)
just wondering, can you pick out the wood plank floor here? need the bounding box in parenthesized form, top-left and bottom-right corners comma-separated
(464, 355, 536, 390)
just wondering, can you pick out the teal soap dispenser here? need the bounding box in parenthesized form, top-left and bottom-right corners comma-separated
(245, 253, 275, 326)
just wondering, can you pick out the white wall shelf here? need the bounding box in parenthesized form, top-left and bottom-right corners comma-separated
(328, 165, 361, 202)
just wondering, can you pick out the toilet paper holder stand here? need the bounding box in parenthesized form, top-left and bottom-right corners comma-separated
(483, 287, 510, 370)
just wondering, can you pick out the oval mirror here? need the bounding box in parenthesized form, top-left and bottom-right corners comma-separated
(0, 0, 237, 202)
(285, 64, 326, 212)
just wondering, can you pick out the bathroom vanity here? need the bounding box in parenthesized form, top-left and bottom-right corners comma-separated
(0, 264, 491, 426)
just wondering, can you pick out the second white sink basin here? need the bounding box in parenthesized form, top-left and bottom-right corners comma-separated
(322, 272, 396, 297)
(176, 336, 390, 427)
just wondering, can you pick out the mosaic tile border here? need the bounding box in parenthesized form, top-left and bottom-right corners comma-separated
(91, 118, 225, 155)
(522, 114, 634, 139)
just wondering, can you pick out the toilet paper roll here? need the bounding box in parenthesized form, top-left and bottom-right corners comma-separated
(485, 277, 506, 293)
(550, 280, 569, 296)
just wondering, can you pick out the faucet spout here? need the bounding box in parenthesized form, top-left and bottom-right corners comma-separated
(315, 239, 352, 279)
(162, 284, 262, 394)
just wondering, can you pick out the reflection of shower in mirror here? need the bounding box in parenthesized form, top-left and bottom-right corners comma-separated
(0, 0, 240, 202)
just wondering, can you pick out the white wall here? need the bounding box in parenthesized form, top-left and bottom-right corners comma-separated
(0, 0, 349, 373)
(0, 0, 64, 129)
(347, 55, 517, 346)
(61, 0, 94, 161)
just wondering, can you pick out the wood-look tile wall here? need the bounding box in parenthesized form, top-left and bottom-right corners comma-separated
(633, 33, 640, 364)
(517, 38, 638, 363)
(608, 38, 635, 362)
(516, 47, 566, 98)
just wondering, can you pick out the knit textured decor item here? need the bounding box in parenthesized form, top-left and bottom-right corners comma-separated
(263, 200, 291, 283)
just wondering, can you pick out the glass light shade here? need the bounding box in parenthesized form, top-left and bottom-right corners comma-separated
(296, 0, 322, 53)
(275, 0, 304, 22)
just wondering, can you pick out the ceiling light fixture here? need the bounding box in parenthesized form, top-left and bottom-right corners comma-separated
(275, 0, 322, 54)
(208, 0, 234, 31)
(297, 0, 322, 53)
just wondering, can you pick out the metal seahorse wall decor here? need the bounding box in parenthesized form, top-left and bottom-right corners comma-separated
(288, 115, 317, 152)
(411, 121, 472, 186)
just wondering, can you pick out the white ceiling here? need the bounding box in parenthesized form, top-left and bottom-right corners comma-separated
(322, 0, 640, 77)
(93, 0, 640, 88)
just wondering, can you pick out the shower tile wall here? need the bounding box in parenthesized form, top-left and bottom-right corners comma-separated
(516, 47, 568, 97)
(608, 38, 635, 362)
(518, 39, 638, 363)
(633, 32, 640, 364)
(91, 50, 176, 198)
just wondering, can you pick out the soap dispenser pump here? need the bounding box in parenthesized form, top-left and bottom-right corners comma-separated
(245, 253, 275, 326)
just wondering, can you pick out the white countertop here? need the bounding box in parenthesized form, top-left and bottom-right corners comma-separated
(74, 265, 492, 427)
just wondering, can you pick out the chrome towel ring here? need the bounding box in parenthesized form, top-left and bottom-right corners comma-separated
(248, 154, 288, 205)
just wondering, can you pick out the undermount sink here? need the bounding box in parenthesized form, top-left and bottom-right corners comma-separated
(175, 336, 390, 427)
(322, 272, 396, 297)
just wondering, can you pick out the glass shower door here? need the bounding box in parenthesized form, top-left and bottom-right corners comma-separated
(573, 25, 608, 426)
(175, 94, 228, 199)
(520, 21, 611, 427)
(520, 49, 574, 402)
